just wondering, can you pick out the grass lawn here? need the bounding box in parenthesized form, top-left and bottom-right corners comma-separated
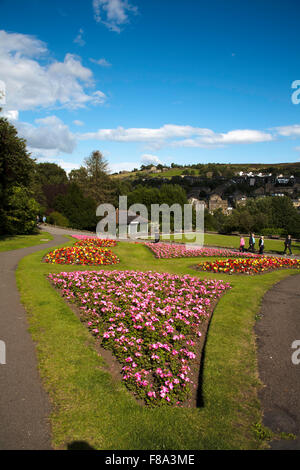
(158, 232, 300, 255)
(0, 231, 53, 252)
(16, 238, 300, 450)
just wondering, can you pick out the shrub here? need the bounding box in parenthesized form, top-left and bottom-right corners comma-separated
(260, 227, 287, 238)
(48, 211, 69, 227)
(3, 186, 40, 235)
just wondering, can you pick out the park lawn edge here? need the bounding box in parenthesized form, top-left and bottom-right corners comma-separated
(15, 238, 300, 450)
(0, 231, 54, 252)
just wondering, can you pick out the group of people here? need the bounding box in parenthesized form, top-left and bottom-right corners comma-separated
(239, 233, 264, 254)
(239, 233, 293, 255)
(36, 215, 46, 225)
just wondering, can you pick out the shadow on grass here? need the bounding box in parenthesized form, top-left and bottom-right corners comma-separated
(0, 230, 41, 242)
(67, 441, 96, 450)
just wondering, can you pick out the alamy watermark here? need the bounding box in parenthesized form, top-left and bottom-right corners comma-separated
(96, 196, 204, 247)
(0, 340, 6, 365)
(291, 80, 300, 104)
(291, 340, 300, 365)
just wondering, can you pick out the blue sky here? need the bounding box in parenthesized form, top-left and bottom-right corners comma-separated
(1, 0, 300, 172)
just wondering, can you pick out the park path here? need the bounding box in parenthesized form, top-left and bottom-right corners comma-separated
(255, 273, 300, 449)
(0, 233, 66, 450)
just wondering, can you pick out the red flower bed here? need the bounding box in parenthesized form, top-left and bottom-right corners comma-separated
(197, 257, 300, 275)
(44, 245, 120, 265)
(74, 238, 117, 248)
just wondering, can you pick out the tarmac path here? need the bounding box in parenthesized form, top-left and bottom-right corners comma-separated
(0, 234, 66, 450)
(255, 273, 300, 449)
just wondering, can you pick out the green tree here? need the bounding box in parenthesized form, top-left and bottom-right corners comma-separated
(72, 150, 116, 206)
(35, 162, 68, 186)
(4, 186, 40, 235)
(0, 116, 37, 234)
(54, 183, 97, 231)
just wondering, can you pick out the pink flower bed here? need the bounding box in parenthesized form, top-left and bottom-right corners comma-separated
(49, 270, 231, 406)
(145, 242, 262, 259)
(71, 235, 97, 240)
(71, 235, 116, 242)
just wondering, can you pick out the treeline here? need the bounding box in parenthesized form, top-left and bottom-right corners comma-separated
(205, 196, 300, 238)
(137, 162, 300, 178)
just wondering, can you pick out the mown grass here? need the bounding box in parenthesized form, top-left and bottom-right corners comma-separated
(158, 232, 300, 255)
(16, 237, 300, 449)
(0, 231, 53, 252)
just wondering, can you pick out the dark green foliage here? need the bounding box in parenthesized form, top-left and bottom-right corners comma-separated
(0, 116, 38, 234)
(3, 186, 40, 235)
(54, 183, 97, 231)
(220, 196, 300, 237)
(48, 211, 70, 227)
(127, 184, 188, 212)
(35, 162, 68, 186)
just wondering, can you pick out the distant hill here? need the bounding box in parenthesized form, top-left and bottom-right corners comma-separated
(111, 162, 300, 180)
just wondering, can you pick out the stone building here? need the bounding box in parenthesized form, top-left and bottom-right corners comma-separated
(208, 194, 228, 214)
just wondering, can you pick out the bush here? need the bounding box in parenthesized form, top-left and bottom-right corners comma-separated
(48, 211, 69, 227)
(3, 186, 40, 235)
(53, 183, 97, 231)
(261, 227, 287, 238)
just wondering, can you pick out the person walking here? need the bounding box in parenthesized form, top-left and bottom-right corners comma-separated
(239, 236, 245, 253)
(259, 235, 264, 255)
(154, 226, 160, 243)
(283, 234, 292, 255)
(249, 233, 255, 252)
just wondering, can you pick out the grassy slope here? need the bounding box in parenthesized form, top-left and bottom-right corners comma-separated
(16, 239, 299, 450)
(0, 231, 53, 252)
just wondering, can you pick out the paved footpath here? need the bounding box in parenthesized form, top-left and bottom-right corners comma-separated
(255, 273, 300, 449)
(0, 234, 66, 450)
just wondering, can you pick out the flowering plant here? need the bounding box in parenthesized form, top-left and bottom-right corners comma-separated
(145, 242, 262, 259)
(44, 245, 119, 265)
(74, 238, 117, 248)
(49, 270, 231, 406)
(197, 257, 300, 275)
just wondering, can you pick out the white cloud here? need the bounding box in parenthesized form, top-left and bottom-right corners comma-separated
(0, 30, 107, 113)
(36, 156, 80, 173)
(274, 124, 300, 137)
(73, 119, 84, 126)
(80, 124, 213, 144)
(79, 124, 274, 148)
(91, 90, 107, 104)
(16, 115, 76, 156)
(0, 30, 47, 57)
(73, 28, 85, 47)
(173, 129, 274, 147)
(92, 0, 138, 33)
(89, 57, 112, 67)
(108, 161, 139, 173)
(0, 109, 19, 120)
(141, 154, 162, 165)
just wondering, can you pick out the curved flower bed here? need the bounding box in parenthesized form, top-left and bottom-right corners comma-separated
(44, 245, 120, 265)
(197, 257, 300, 275)
(74, 238, 117, 248)
(48, 270, 231, 406)
(145, 242, 262, 259)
